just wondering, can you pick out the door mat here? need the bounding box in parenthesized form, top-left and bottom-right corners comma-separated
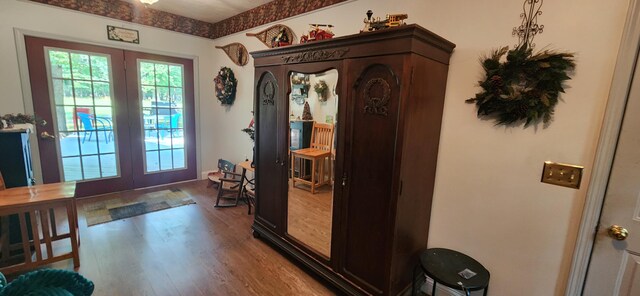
(83, 188, 195, 226)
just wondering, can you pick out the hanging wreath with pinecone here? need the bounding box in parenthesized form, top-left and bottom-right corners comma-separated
(466, 0, 576, 128)
(214, 67, 238, 105)
(466, 46, 575, 127)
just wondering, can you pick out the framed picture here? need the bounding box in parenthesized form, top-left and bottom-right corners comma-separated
(107, 26, 140, 44)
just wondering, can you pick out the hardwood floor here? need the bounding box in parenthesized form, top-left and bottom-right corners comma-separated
(287, 182, 333, 258)
(32, 180, 334, 296)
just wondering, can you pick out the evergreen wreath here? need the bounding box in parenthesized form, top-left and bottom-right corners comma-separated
(466, 45, 575, 127)
(213, 67, 238, 105)
(314, 80, 328, 102)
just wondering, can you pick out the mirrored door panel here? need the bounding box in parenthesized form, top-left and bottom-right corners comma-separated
(287, 69, 338, 258)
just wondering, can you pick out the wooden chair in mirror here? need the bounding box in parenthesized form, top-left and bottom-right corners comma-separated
(290, 122, 334, 194)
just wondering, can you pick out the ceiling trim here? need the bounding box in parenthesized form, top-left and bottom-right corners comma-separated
(28, 0, 348, 40)
(209, 0, 348, 39)
(29, 0, 215, 38)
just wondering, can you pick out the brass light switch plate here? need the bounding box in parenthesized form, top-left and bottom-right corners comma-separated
(541, 161, 584, 189)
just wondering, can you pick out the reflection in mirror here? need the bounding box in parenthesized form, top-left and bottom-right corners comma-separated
(288, 69, 338, 258)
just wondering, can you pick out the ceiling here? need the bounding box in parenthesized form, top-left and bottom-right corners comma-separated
(127, 0, 273, 23)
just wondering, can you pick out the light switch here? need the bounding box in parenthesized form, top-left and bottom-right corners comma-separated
(541, 161, 584, 189)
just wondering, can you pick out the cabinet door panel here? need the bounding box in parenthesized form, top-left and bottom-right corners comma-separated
(341, 56, 404, 294)
(255, 68, 283, 231)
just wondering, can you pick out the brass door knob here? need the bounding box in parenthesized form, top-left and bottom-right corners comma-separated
(608, 225, 629, 241)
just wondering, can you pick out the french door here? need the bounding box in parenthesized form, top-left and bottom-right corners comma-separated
(25, 36, 196, 197)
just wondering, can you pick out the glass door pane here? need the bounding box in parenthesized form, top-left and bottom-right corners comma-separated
(46, 48, 119, 181)
(138, 60, 186, 173)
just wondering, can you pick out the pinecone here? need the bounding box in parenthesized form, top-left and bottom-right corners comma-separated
(490, 75, 504, 87)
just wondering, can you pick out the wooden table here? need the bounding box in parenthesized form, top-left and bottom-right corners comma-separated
(0, 182, 79, 274)
(237, 161, 255, 214)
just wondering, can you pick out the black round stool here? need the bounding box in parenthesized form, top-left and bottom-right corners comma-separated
(413, 248, 490, 296)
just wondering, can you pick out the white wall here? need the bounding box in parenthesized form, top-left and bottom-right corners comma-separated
(0, 0, 630, 295)
(0, 0, 217, 181)
(210, 0, 629, 295)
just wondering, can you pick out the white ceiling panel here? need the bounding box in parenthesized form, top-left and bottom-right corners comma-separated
(127, 0, 273, 23)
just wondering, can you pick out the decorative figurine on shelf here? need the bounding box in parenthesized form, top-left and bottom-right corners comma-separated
(271, 27, 291, 48)
(361, 10, 408, 32)
(300, 24, 335, 43)
(302, 101, 313, 120)
(314, 80, 328, 102)
(214, 67, 238, 105)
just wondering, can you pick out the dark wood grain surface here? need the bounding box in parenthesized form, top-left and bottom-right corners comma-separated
(251, 25, 455, 295)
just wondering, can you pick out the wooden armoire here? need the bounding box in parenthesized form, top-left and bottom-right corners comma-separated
(251, 25, 455, 295)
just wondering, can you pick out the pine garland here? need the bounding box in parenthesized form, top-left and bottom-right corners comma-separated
(466, 45, 575, 127)
(213, 67, 238, 105)
(0, 113, 46, 129)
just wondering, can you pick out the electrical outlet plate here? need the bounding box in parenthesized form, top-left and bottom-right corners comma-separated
(541, 161, 584, 189)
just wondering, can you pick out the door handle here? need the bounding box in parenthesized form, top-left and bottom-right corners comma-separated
(342, 174, 347, 186)
(40, 131, 56, 140)
(608, 224, 629, 241)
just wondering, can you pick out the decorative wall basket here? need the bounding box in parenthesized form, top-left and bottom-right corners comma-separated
(215, 43, 249, 66)
(246, 24, 295, 48)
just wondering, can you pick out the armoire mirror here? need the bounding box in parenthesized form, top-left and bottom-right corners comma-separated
(287, 69, 338, 258)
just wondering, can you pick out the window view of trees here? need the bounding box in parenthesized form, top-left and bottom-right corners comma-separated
(47, 49, 118, 181)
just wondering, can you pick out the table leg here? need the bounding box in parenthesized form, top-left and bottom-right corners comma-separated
(72, 199, 80, 246)
(1, 216, 9, 264)
(236, 168, 247, 206)
(432, 280, 436, 296)
(311, 158, 316, 194)
(66, 201, 80, 268)
(291, 154, 296, 187)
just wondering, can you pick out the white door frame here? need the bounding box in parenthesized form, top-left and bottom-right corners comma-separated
(566, 0, 640, 294)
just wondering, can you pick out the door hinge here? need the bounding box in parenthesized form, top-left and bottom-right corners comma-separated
(123, 61, 127, 70)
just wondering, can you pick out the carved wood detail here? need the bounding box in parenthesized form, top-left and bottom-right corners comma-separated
(281, 48, 349, 64)
(262, 79, 276, 106)
(363, 78, 391, 116)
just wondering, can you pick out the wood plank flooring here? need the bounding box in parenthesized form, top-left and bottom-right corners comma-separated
(30, 180, 334, 296)
(288, 182, 333, 258)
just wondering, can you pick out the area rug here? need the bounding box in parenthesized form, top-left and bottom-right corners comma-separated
(83, 188, 196, 226)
